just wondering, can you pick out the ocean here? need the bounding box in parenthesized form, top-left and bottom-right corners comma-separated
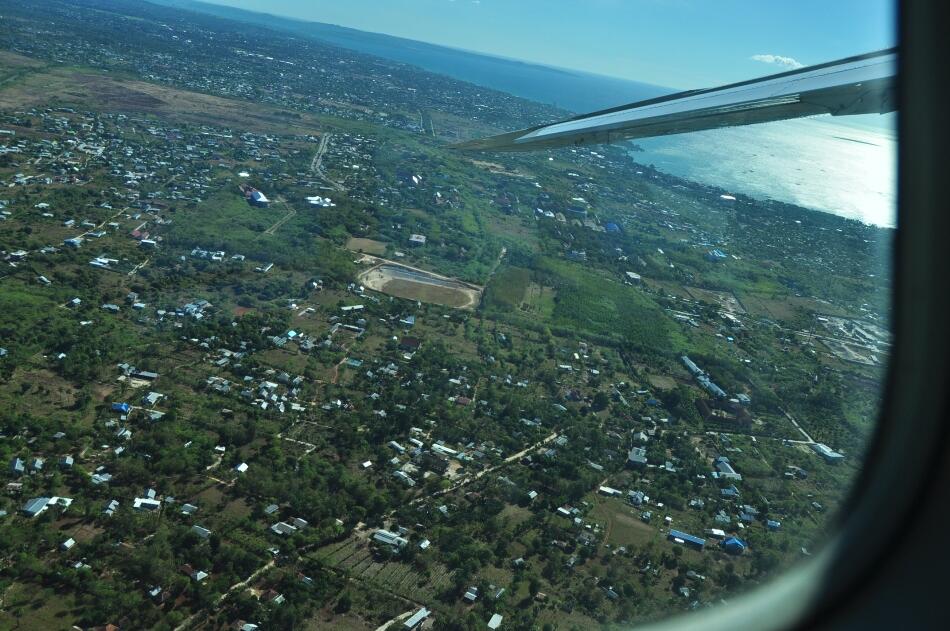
(634, 115, 897, 228)
(163, 0, 898, 227)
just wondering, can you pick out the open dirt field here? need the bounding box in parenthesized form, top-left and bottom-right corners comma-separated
(358, 263, 482, 310)
(0, 56, 329, 135)
(470, 159, 532, 178)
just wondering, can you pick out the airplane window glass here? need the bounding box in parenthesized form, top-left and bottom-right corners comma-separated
(0, 0, 894, 629)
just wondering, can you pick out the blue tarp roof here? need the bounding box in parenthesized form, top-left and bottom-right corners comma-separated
(722, 536, 747, 552)
(111, 402, 131, 413)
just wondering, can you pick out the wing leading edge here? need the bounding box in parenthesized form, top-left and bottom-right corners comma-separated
(455, 49, 896, 152)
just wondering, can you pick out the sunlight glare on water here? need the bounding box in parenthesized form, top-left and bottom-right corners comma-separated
(634, 115, 897, 227)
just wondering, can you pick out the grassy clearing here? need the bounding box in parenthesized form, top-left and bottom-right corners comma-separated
(169, 187, 269, 248)
(520, 282, 556, 319)
(498, 503, 534, 532)
(483, 266, 531, 310)
(647, 374, 678, 391)
(740, 291, 852, 323)
(0, 583, 79, 631)
(460, 209, 479, 235)
(588, 496, 658, 548)
(536, 258, 681, 351)
(345, 237, 388, 255)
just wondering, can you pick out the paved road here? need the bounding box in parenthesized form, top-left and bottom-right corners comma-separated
(311, 134, 344, 191)
(781, 408, 816, 444)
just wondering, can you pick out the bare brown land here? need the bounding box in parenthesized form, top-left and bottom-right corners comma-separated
(358, 261, 483, 310)
(0, 58, 329, 135)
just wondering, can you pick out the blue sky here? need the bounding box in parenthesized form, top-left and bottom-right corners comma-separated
(203, 0, 895, 89)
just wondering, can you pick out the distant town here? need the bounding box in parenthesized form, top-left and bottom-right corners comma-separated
(0, 1, 891, 630)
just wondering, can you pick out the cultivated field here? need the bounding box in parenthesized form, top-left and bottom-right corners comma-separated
(315, 536, 455, 602)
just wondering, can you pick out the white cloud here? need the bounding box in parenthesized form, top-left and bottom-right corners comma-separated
(751, 54, 804, 70)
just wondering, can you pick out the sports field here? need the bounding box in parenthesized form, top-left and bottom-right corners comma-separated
(358, 263, 483, 309)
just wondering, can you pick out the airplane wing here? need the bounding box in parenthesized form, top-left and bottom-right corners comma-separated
(455, 49, 896, 152)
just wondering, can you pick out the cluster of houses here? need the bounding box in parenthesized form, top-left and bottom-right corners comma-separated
(0, 109, 263, 279)
(207, 345, 310, 415)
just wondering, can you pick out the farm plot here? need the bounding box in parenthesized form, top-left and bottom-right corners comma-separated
(316, 537, 454, 601)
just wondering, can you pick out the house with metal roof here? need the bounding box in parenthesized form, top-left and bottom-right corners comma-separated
(10, 457, 25, 477)
(628, 490, 646, 506)
(627, 446, 648, 468)
(404, 607, 430, 629)
(812, 442, 845, 463)
(22, 497, 51, 518)
(393, 470, 416, 487)
(712, 456, 742, 480)
(142, 391, 164, 407)
(133, 497, 161, 512)
(91, 472, 113, 485)
(249, 190, 269, 207)
(668, 529, 706, 550)
(373, 529, 408, 550)
(192, 525, 212, 539)
(270, 521, 298, 536)
(720, 485, 740, 499)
